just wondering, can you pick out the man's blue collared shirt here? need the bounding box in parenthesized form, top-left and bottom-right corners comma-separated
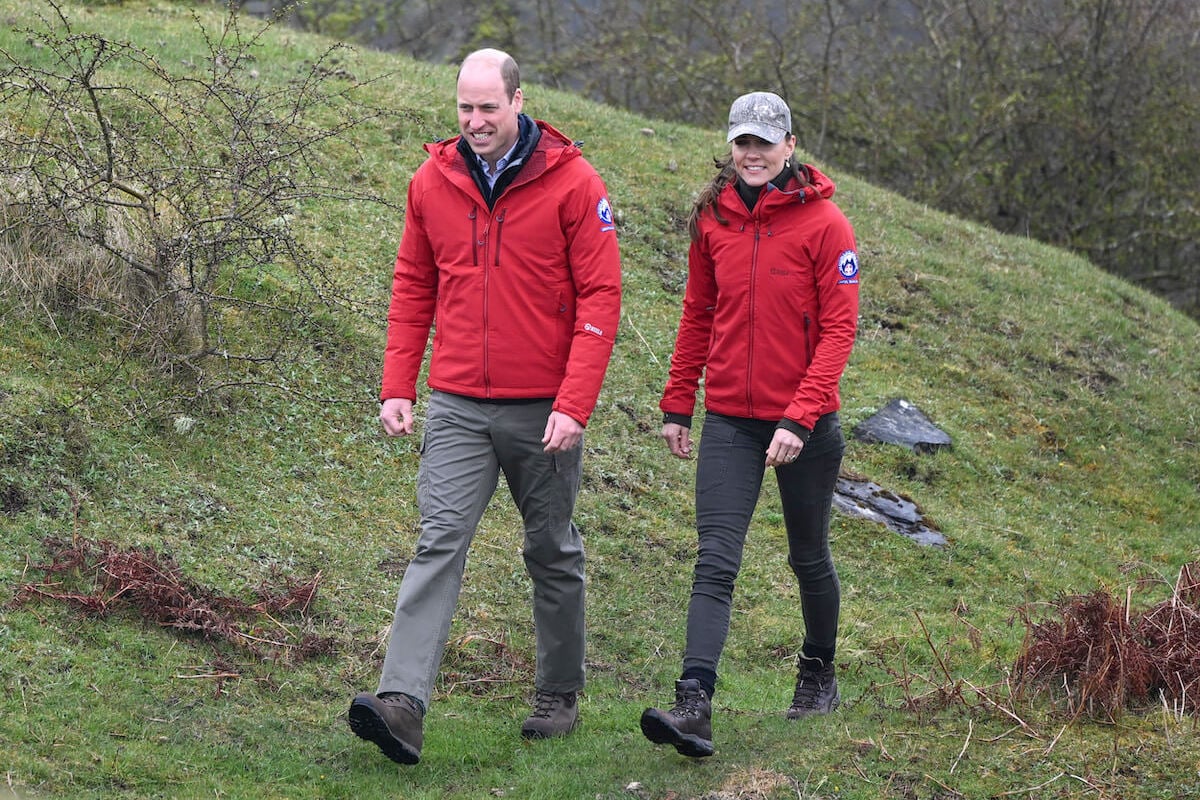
(476, 139, 521, 190)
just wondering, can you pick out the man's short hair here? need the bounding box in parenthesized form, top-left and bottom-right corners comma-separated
(459, 48, 521, 101)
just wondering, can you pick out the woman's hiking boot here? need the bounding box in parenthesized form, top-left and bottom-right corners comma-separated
(348, 691, 424, 764)
(639, 679, 714, 758)
(786, 655, 840, 719)
(520, 690, 579, 739)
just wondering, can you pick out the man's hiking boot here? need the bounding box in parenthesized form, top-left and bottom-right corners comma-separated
(786, 655, 840, 719)
(521, 690, 579, 739)
(348, 691, 424, 764)
(639, 678, 714, 758)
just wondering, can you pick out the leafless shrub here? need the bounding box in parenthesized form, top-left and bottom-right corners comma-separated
(0, 1, 393, 405)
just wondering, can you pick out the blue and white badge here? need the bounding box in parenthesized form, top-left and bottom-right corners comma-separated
(596, 197, 615, 232)
(837, 250, 859, 285)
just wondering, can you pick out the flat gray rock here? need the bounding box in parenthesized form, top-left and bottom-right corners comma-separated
(853, 398, 952, 453)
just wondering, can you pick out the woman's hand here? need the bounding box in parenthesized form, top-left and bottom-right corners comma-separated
(765, 427, 804, 468)
(661, 422, 694, 459)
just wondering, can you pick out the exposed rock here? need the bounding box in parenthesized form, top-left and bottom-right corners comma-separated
(834, 472, 947, 547)
(853, 398, 952, 453)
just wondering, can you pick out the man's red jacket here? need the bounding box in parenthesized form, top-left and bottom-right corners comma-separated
(381, 120, 622, 427)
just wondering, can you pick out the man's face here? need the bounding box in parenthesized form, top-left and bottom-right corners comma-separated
(457, 61, 523, 169)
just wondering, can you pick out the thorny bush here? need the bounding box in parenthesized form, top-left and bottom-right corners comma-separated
(0, 1, 393, 408)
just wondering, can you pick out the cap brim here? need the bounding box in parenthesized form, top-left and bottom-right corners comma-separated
(727, 122, 787, 144)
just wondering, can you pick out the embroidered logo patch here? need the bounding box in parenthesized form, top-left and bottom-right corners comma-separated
(596, 198, 615, 232)
(837, 250, 860, 285)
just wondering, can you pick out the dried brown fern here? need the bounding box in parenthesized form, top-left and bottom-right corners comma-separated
(15, 535, 335, 663)
(1013, 563, 1200, 720)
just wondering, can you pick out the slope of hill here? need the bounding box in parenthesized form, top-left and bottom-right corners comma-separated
(2, 3, 1199, 799)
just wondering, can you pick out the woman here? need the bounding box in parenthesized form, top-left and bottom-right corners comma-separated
(640, 91, 860, 758)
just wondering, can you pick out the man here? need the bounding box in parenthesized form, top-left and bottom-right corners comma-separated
(347, 48, 622, 765)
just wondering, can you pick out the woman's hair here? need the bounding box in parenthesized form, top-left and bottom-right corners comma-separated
(686, 149, 814, 241)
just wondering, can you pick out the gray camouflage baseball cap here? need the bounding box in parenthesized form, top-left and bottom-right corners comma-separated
(726, 91, 792, 143)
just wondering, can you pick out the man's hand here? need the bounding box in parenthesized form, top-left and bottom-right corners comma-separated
(660, 422, 694, 459)
(542, 410, 584, 453)
(380, 397, 415, 437)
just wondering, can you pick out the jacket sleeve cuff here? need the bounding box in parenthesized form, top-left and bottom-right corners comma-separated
(776, 418, 811, 443)
(663, 412, 693, 429)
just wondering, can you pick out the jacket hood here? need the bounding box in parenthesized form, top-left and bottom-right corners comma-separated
(798, 163, 837, 202)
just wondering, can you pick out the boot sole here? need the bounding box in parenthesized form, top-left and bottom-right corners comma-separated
(348, 699, 421, 765)
(520, 722, 577, 740)
(520, 714, 578, 740)
(639, 708, 714, 758)
(786, 692, 841, 720)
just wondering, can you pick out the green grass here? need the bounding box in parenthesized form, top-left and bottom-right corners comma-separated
(3, 2, 1200, 798)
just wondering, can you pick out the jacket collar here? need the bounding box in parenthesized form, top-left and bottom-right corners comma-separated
(721, 163, 838, 218)
(428, 116, 578, 207)
(455, 113, 541, 179)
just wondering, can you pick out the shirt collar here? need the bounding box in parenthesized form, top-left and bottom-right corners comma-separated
(476, 137, 522, 179)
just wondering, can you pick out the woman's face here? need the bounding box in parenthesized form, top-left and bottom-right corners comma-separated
(731, 134, 796, 187)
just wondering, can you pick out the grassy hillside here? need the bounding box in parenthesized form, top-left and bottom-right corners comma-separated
(2, 2, 1199, 799)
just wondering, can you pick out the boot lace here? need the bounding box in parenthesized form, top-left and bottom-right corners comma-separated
(791, 664, 831, 711)
(671, 686, 707, 718)
(379, 692, 420, 713)
(529, 690, 563, 719)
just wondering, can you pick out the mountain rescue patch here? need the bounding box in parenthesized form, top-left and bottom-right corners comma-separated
(596, 197, 615, 232)
(837, 250, 860, 285)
